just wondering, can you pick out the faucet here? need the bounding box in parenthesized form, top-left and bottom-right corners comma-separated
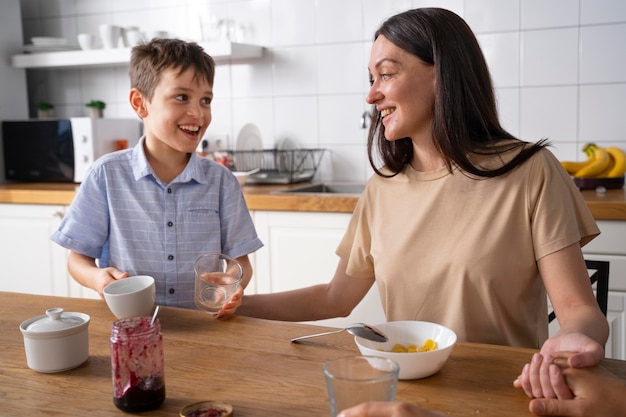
(360, 111, 372, 129)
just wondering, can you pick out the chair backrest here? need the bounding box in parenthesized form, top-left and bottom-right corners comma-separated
(548, 259, 609, 323)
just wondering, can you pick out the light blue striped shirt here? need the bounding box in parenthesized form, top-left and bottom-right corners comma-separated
(51, 137, 263, 308)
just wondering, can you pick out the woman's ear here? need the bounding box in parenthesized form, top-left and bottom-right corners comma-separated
(129, 88, 148, 118)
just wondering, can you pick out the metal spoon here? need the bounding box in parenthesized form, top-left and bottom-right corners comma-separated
(290, 323, 388, 343)
(150, 305, 160, 325)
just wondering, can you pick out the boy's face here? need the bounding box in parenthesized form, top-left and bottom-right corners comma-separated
(131, 67, 213, 156)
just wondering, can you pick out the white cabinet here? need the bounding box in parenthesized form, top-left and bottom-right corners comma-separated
(0, 203, 98, 299)
(251, 210, 386, 329)
(583, 220, 626, 360)
(549, 220, 626, 359)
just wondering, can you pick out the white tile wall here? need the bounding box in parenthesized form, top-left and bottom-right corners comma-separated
(18, 0, 626, 180)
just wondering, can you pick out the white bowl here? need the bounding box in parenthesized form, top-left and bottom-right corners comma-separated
(103, 275, 155, 319)
(233, 171, 250, 186)
(77, 33, 99, 50)
(31, 36, 67, 46)
(232, 168, 259, 187)
(354, 321, 457, 380)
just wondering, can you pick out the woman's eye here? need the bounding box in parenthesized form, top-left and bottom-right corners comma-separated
(380, 74, 390, 80)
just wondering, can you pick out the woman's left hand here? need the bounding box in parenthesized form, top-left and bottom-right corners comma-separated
(513, 333, 604, 399)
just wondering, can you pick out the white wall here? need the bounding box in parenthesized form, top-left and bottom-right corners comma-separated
(18, 0, 626, 182)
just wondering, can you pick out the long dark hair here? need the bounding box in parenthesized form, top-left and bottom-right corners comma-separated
(368, 8, 548, 178)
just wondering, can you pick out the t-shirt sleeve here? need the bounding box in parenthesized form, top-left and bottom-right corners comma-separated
(528, 149, 600, 260)
(336, 189, 375, 278)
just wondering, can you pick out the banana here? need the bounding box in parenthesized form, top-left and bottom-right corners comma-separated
(574, 144, 612, 178)
(595, 153, 616, 178)
(561, 160, 591, 175)
(604, 146, 626, 177)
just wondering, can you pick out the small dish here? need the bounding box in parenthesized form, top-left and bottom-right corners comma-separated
(180, 401, 233, 417)
(31, 36, 67, 46)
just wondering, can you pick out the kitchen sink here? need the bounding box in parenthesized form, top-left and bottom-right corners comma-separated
(275, 182, 366, 195)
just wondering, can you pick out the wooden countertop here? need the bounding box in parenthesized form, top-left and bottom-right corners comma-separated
(0, 182, 625, 219)
(4, 292, 626, 417)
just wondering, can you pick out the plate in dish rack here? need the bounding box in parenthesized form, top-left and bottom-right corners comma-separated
(235, 124, 263, 170)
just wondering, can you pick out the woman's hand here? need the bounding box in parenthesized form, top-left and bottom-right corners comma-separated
(214, 284, 243, 318)
(528, 360, 626, 417)
(514, 333, 605, 400)
(337, 401, 448, 417)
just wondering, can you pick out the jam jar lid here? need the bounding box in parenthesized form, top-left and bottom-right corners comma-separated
(21, 308, 90, 334)
(179, 401, 234, 417)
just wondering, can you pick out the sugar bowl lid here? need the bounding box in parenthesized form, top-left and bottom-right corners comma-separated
(20, 308, 90, 335)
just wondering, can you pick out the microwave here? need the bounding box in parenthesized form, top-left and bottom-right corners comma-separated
(2, 117, 142, 183)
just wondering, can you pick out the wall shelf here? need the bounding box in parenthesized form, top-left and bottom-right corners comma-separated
(11, 42, 264, 69)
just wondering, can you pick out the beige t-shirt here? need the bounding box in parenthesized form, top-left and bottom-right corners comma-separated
(336, 147, 599, 348)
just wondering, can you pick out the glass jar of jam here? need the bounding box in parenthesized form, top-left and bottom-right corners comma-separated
(110, 316, 165, 412)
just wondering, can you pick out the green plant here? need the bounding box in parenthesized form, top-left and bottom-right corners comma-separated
(85, 100, 106, 110)
(37, 102, 54, 110)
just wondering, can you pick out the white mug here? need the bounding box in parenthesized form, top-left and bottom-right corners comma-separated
(99, 24, 121, 49)
(77, 33, 99, 50)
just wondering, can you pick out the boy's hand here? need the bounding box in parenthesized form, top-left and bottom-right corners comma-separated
(215, 285, 243, 318)
(95, 268, 130, 298)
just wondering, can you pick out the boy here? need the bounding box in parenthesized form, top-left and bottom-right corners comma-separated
(51, 39, 263, 315)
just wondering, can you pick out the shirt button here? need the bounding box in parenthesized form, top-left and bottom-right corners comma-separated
(167, 188, 172, 194)
(167, 221, 173, 227)
(169, 288, 175, 294)
(168, 254, 174, 260)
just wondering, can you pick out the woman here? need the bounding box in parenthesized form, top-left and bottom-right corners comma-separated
(237, 8, 608, 399)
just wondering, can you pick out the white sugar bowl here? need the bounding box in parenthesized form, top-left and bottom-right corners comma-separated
(19, 308, 90, 373)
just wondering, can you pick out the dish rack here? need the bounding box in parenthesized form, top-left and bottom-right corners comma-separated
(227, 148, 326, 184)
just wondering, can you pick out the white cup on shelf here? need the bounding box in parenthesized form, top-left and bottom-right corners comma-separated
(126, 29, 145, 46)
(77, 33, 99, 50)
(99, 24, 121, 49)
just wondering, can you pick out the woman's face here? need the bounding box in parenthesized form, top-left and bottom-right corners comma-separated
(366, 35, 436, 142)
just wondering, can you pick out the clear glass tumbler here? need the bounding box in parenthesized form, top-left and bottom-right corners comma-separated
(194, 253, 243, 314)
(110, 316, 165, 412)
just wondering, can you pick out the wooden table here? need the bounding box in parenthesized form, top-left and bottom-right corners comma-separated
(2, 292, 625, 416)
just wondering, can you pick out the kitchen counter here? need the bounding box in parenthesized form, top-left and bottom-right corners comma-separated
(0, 182, 625, 219)
(3, 291, 626, 416)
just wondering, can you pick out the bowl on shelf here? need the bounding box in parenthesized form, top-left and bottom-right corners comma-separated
(354, 320, 457, 380)
(31, 37, 68, 46)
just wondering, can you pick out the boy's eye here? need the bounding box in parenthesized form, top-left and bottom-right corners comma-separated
(201, 97, 212, 105)
(175, 94, 188, 101)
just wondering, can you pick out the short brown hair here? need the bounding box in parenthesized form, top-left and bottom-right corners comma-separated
(129, 38, 215, 101)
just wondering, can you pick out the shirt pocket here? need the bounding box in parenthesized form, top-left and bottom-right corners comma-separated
(184, 202, 220, 228)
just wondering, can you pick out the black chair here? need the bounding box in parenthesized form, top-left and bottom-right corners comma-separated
(548, 259, 609, 323)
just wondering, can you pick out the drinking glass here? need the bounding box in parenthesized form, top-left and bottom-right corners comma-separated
(323, 356, 399, 417)
(194, 253, 243, 314)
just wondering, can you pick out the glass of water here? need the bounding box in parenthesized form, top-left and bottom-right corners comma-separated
(194, 253, 243, 314)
